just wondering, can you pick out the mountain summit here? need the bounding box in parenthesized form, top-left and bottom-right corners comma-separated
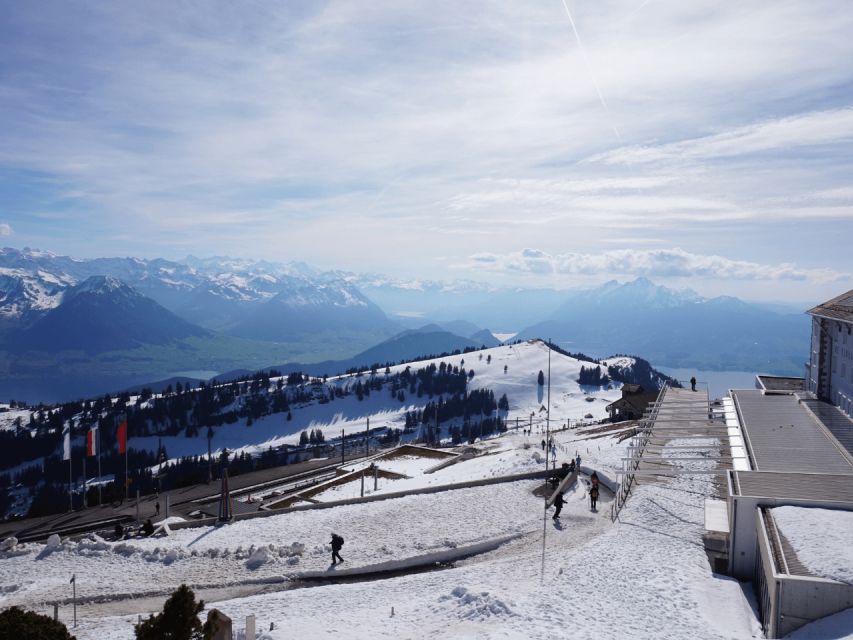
(15, 276, 207, 353)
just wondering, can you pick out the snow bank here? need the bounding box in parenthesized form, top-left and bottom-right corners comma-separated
(773, 506, 853, 584)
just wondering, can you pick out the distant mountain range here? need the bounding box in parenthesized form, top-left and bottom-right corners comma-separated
(516, 277, 809, 374)
(0, 247, 814, 402)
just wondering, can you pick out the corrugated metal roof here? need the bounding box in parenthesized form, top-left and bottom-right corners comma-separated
(732, 390, 853, 474)
(799, 397, 853, 456)
(734, 471, 853, 503)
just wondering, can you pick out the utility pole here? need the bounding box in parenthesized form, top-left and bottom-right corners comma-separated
(341, 428, 345, 465)
(541, 338, 552, 583)
(366, 417, 370, 457)
(546, 340, 551, 474)
(96, 426, 102, 505)
(207, 427, 213, 484)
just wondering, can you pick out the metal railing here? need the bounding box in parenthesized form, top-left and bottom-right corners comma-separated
(610, 381, 669, 521)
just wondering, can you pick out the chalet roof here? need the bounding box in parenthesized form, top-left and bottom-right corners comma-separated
(621, 383, 645, 395)
(807, 288, 853, 324)
(606, 392, 657, 414)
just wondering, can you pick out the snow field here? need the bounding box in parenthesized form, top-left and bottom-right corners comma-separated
(135, 341, 622, 467)
(772, 506, 853, 585)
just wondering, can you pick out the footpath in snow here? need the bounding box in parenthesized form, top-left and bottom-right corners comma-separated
(0, 420, 786, 639)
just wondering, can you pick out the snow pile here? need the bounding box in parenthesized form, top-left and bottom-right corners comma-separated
(436, 585, 516, 621)
(245, 547, 273, 570)
(772, 506, 853, 584)
(787, 607, 853, 639)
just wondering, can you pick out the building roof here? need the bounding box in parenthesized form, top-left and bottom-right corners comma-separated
(755, 375, 804, 392)
(731, 390, 853, 474)
(606, 392, 657, 414)
(621, 383, 645, 395)
(807, 288, 853, 323)
(798, 395, 853, 455)
(732, 470, 853, 503)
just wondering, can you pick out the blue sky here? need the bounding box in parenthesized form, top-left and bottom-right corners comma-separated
(1, 0, 852, 302)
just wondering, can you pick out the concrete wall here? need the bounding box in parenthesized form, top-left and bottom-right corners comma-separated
(828, 319, 853, 417)
(729, 496, 852, 579)
(809, 316, 853, 416)
(755, 508, 853, 638)
(776, 575, 853, 638)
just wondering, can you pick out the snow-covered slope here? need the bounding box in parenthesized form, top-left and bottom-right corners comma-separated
(0, 406, 763, 640)
(135, 340, 623, 466)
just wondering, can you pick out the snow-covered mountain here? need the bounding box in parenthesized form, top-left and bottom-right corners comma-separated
(0, 248, 394, 337)
(13, 276, 207, 353)
(518, 278, 809, 374)
(229, 279, 396, 341)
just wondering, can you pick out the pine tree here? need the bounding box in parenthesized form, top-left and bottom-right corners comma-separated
(0, 606, 75, 640)
(134, 584, 205, 640)
(538, 370, 545, 386)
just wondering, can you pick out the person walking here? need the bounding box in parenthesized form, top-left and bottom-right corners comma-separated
(330, 533, 345, 565)
(690, 376, 697, 392)
(575, 453, 581, 469)
(552, 491, 565, 520)
(155, 501, 160, 517)
(541, 439, 546, 451)
(590, 485, 599, 511)
(590, 471, 599, 489)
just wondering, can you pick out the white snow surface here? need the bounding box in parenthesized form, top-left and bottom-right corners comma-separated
(772, 506, 853, 585)
(0, 425, 768, 639)
(134, 341, 622, 467)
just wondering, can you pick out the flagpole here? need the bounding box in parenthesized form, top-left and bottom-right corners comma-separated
(125, 427, 129, 503)
(71, 574, 77, 628)
(96, 426, 102, 506)
(69, 452, 73, 512)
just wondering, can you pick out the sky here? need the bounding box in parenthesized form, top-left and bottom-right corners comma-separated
(1, 0, 852, 303)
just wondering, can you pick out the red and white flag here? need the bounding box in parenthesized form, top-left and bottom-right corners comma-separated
(86, 426, 98, 457)
(117, 419, 127, 455)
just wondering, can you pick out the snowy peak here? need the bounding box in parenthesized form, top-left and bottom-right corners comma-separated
(67, 275, 129, 297)
(583, 277, 702, 309)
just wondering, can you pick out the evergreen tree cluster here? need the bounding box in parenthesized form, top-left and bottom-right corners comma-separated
(0, 356, 512, 520)
(577, 365, 610, 386)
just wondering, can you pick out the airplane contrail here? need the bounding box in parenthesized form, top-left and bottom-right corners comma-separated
(559, 0, 622, 142)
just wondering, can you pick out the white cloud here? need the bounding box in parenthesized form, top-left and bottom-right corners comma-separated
(594, 108, 853, 165)
(464, 248, 850, 283)
(0, 224, 12, 236)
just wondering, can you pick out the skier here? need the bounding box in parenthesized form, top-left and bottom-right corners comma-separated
(330, 533, 345, 565)
(552, 491, 565, 520)
(590, 485, 599, 511)
(690, 376, 697, 392)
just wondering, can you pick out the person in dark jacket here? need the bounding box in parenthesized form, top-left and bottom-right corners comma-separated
(552, 492, 565, 520)
(589, 485, 599, 511)
(690, 376, 697, 392)
(331, 533, 344, 564)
